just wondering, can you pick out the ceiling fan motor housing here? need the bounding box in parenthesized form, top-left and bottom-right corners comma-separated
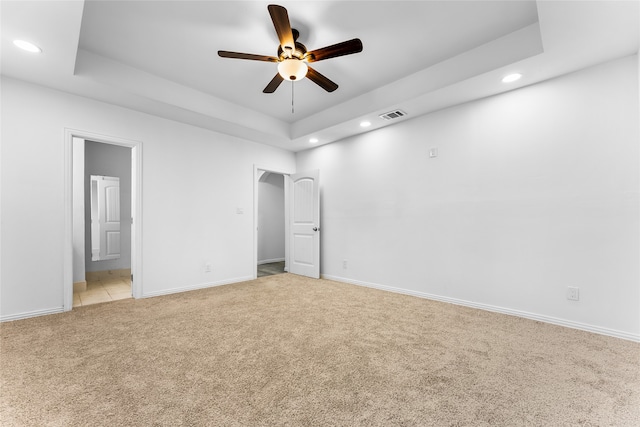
(277, 39, 308, 61)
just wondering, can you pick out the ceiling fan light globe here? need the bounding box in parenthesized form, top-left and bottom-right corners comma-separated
(278, 59, 308, 81)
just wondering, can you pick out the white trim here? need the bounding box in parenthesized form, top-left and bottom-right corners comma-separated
(64, 128, 143, 309)
(322, 274, 640, 343)
(1, 307, 65, 322)
(141, 276, 254, 299)
(63, 132, 74, 311)
(130, 142, 143, 298)
(258, 258, 285, 265)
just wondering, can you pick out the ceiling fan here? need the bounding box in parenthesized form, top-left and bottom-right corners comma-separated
(218, 4, 363, 93)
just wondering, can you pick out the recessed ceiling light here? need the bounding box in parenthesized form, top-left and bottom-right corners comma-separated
(502, 73, 522, 83)
(13, 40, 42, 53)
(309, 138, 319, 144)
(360, 121, 371, 127)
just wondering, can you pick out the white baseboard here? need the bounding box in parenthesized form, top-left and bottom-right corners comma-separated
(322, 274, 640, 343)
(141, 275, 254, 299)
(258, 258, 285, 265)
(1, 276, 254, 321)
(6, 275, 636, 343)
(1, 307, 65, 322)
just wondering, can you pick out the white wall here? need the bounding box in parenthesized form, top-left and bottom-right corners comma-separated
(258, 173, 285, 264)
(0, 77, 295, 319)
(1, 55, 638, 340)
(296, 55, 640, 340)
(84, 140, 132, 272)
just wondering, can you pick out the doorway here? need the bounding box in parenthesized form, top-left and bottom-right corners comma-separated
(63, 129, 142, 311)
(74, 141, 132, 307)
(257, 171, 287, 277)
(253, 166, 321, 280)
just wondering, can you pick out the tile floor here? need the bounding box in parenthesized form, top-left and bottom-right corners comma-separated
(73, 277, 132, 307)
(257, 261, 286, 277)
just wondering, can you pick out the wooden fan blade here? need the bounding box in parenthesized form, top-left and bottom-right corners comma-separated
(263, 73, 284, 93)
(218, 51, 279, 62)
(306, 66, 338, 92)
(306, 38, 363, 63)
(268, 4, 295, 50)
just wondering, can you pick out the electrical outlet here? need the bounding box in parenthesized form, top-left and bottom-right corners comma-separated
(567, 287, 580, 301)
(343, 260, 348, 269)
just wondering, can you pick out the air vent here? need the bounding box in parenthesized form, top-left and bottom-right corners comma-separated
(379, 110, 407, 120)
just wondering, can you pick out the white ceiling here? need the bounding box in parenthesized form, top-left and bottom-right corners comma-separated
(1, 1, 638, 152)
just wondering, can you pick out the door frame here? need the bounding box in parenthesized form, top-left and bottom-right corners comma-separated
(63, 129, 143, 310)
(253, 165, 294, 279)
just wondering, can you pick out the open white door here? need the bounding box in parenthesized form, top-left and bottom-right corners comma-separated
(91, 175, 121, 261)
(289, 170, 320, 278)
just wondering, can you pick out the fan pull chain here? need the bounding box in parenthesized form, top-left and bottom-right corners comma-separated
(291, 81, 295, 114)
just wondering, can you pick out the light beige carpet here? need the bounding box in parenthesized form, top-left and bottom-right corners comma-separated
(1, 274, 639, 426)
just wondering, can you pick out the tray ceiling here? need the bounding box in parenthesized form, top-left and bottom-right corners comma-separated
(2, 1, 638, 151)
